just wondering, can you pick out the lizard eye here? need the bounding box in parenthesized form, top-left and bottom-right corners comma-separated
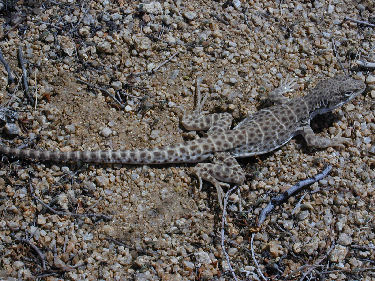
(344, 91, 353, 97)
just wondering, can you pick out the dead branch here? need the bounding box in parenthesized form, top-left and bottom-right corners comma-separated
(18, 46, 34, 106)
(29, 184, 112, 221)
(76, 78, 125, 109)
(15, 237, 47, 270)
(221, 185, 239, 281)
(298, 241, 335, 281)
(356, 59, 375, 70)
(129, 51, 179, 77)
(257, 165, 332, 226)
(251, 233, 268, 281)
(0, 47, 15, 85)
(344, 17, 375, 28)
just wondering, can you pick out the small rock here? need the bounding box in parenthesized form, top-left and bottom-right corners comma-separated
(83, 14, 95, 25)
(111, 81, 122, 90)
(194, 251, 211, 264)
(44, 33, 54, 43)
(150, 130, 160, 140)
(229, 77, 237, 85)
(183, 11, 197, 21)
(298, 210, 310, 220)
(65, 124, 76, 133)
(79, 26, 90, 37)
(268, 240, 283, 258)
(183, 260, 194, 270)
(139, 2, 163, 15)
(37, 215, 47, 225)
(327, 4, 334, 13)
(59, 36, 75, 56)
(293, 242, 302, 253)
(338, 233, 352, 246)
(14, 261, 24, 269)
(4, 123, 20, 136)
(125, 105, 133, 112)
(57, 193, 69, 210)
(363, 137, 371, 144)
(367, 75, 375, 85)
(95, 175, 109, 187)
(227, 247, 238, 256)
(97, 41, 112, 54)
(133, 36, 152, 52)
(345, 104, 355, 111)
(330, 245, 348, 262)
(100, 127, 112, 137)
(111, 13, 122, 21)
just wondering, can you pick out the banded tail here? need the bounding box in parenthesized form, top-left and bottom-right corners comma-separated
(0, 128, 248, 164)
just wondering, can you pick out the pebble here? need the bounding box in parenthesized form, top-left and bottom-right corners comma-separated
(366, 75, 375, 85)
(59, 36, 75, 56)
(125, 105, 133, 112)
(183, 11, 197, 21)
(139, 2, 163, 15)
(111, 81, 122, 90)
(4, 123, 20, 136)
(37, 215, 46, 225)
(133, 36, 152, 52)
(95, 175, 109, 187)
(100, 127, 112, 137)
(65, 124, 76, 133)
(338, 233, 352, 246)
(194, 251, 211, 264)
(330, 245, 348, 263)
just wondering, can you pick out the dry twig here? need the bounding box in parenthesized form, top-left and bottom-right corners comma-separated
(15, 237, 47, 270)
(18, 46, 35, 105)
(356, 59, 375, 69)
(29, 184, 112, 221)
(76, 78, 125, 109)
(129, 51, 179, 77)
(221, 185, 239, 281)
(251, 233, 268, 281)
(257, 165, 332, 226)
(0, 47, 15, 85)
(344, 17, 375, 28)
(298, 241, 335, 281)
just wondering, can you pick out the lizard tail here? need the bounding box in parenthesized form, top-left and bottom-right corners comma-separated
(0, 141, 214, 164)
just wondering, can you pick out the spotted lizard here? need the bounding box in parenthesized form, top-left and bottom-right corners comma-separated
(0, 75, 366, 207)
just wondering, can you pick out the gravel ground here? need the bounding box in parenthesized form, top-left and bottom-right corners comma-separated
(0, 0, 374, 280)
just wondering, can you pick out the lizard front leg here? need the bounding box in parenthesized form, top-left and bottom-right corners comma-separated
(301, 125, 350, 149)
(268, 76, 297, 104)
(181, 77, 233, 134)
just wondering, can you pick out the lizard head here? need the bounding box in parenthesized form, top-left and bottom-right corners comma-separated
(310, 75, 366, 116)
(330, 75, 366, 108)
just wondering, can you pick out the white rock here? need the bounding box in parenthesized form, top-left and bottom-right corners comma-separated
(100, 127, 112, 137)
(65, 124, 76, 133)
(338, 233, 352, 246)
(194, 251, 211, 264)
(37, 215, 46, 225)
(59, 36, 75, 56)
(183, 11, 197, 21)
(330, 245, 348, 262)
(139, 2, 163, 15)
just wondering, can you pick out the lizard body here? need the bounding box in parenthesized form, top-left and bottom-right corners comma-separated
(0, 75, 366, 206)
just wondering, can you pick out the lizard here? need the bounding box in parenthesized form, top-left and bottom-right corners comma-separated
(0, 75, 366, 207)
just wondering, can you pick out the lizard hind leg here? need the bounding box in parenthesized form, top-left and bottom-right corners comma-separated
(193, 152, 245, 208)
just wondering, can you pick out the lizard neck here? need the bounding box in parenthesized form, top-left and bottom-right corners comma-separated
(302, 93, 331, 120)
